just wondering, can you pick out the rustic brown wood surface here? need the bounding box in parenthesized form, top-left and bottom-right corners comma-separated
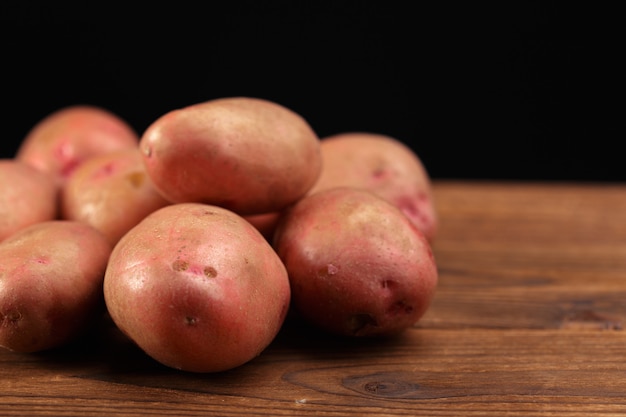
(2, 180, 626, 416)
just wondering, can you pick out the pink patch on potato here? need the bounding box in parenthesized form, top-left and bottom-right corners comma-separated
(16, 105, 139, 185)
(308, 132, 438, 241)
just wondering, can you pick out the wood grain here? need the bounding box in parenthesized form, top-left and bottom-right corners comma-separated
(3, 180, 626, 416)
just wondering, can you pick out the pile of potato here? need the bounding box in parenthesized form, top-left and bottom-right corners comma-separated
(0, 97, 438, 372)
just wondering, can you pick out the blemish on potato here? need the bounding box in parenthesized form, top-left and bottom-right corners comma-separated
(317, 263, 340, 278)
(34, 256, 51, 265)
(387, 300, 413, 316)
(125, 171, 145, 188)
(54, 142, 82, 178)
(60, 159, 81, 178)
(204, 266, 217, 278)
(100, 162, 117, 177)
(142, 144, 152, 158)
(371, 166, 390, 180)
(1, 309, 22, 324)
(172, 260, 189, 272)
(381, 279, 396, 289)
(184, 316, 198, 326)
(396, 197, 419, 218)
(327, 264, 339, 275)
(54, 142, 72, 160)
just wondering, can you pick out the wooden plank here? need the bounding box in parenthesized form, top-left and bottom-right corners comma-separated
(2, 322, 626, 416)
(2, 180, 626, 416)
(423, 181, 626, 330)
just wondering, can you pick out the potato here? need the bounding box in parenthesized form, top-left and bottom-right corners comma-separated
(0, 159, 58, 242)
(103, 203, 291, 373)
(16, 105, 139, 185)
(0, 221, 112, 353)
(273, 187, 438, 337)
(61, 148, 171, 246)
(308, 132, 438, 241)
(139, 97, 322, 215)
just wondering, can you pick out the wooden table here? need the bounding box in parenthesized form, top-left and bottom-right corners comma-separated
(2, 180, 626, 416)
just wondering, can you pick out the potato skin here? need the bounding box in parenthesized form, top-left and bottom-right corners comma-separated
(103, 203, 291, 373)
(16, 105, 139, 185)
(0, 221, 112, 353)
(0, 159, 58, 242)
(308, 132, 438, 241)
(273, 188, 438, 337)
(139, 97, 322, 215)
(61, 148, 171, 246)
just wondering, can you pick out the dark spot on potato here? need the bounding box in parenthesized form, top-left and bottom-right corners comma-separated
(172, 260, 189, 272)
(1, 309, 22, 325)
(373, 168, 384, 178)
(184, 316, 198, 326)
(372, 167, 389, 180)
(387, 300, 414, 316)
(34, 256, 50, 265)
(349, 313, 378, 335)
(381, 279, 396, 289)
(125, 171, 145, 188)
(204, 266, 217, 278)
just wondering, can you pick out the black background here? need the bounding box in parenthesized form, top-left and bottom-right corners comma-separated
(0, 2, 621, 181)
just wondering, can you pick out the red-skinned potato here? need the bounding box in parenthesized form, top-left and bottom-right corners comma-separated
(103, 203, 291, 373)
(16, 105, 139, 185)
(273, 187, 438, 337)
(0, 159, 58, 242)
(139, 97, 322, 215)
(0, 221, 112, 353)
(308, 132, 438, 241)
(61, 148, 171, 246)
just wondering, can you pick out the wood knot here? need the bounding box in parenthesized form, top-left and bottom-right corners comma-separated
(343, 372, 419, 398)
